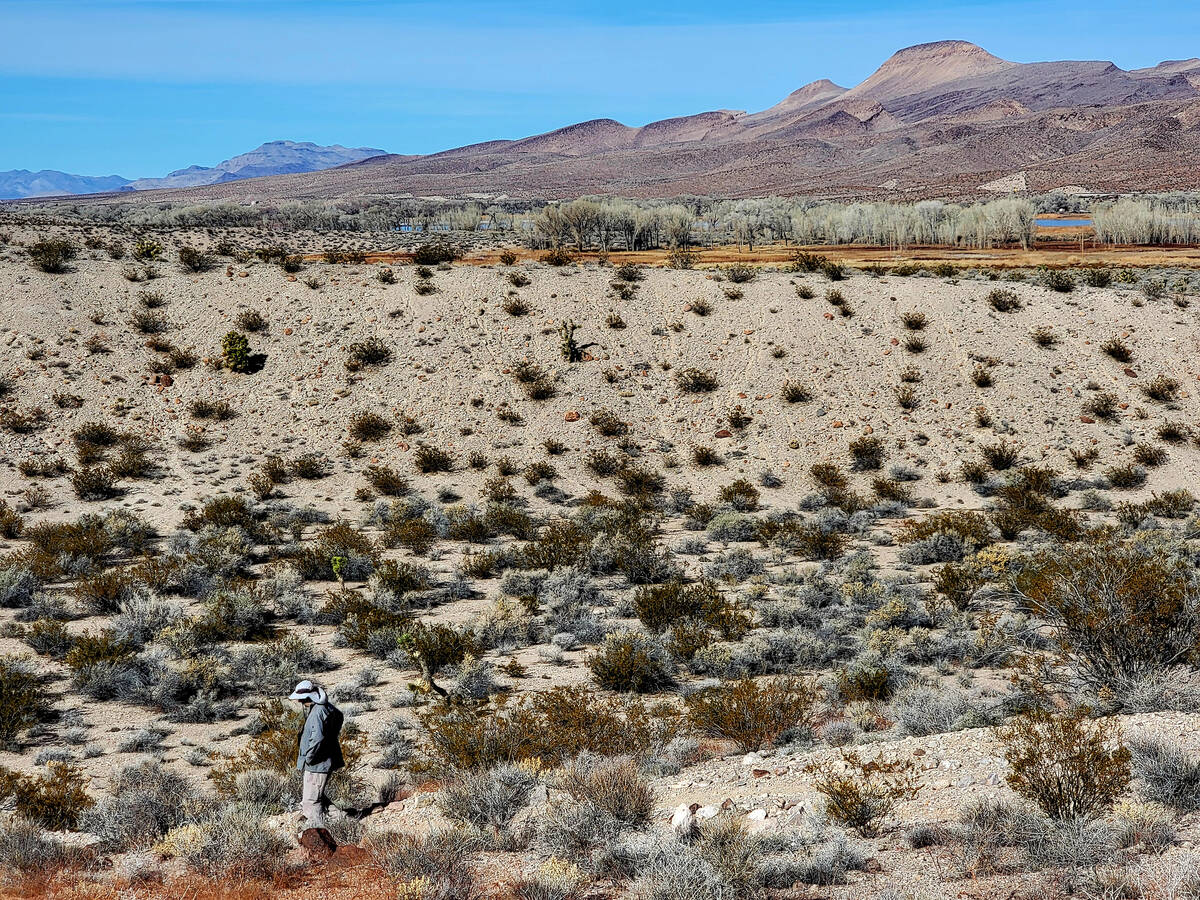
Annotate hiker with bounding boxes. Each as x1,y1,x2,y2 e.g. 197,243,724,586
289,679,344,828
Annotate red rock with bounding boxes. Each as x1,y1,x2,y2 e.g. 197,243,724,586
284,327,293,336
160,374,172,388
737,392,748,399
564,411,580,422
1124,368,1137,377
890,337,899,345
714,429,732,438
752,769,770,778
832,421,843,428
1080,416,1096,424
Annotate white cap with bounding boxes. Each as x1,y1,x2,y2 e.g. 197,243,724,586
288,679,319,701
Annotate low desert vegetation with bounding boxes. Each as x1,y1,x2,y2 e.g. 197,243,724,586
3,210,1200,899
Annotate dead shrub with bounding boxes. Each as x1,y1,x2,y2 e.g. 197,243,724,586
805,750,920,836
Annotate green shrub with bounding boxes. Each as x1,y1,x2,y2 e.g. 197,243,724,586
220,331,252,373
419,686,664,769
0,763,93,830
634,579,751,643
1013,534,1200,691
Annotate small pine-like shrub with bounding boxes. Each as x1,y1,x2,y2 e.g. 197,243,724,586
220,331,252,373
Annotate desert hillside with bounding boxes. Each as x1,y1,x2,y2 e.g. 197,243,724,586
1,227,1200,898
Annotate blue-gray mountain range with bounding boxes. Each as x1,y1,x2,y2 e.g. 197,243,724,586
0,140,387,200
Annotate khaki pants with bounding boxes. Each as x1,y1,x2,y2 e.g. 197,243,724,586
300,770,330,827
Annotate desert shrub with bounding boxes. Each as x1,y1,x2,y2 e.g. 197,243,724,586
0,818,83,872
666,247,698,269
345,336,392,370
896,510,992,552
1041,270,1074,293
891,685,975,736
349,410,392,442
71,465,120,501
27,238,76,273
848,436,885,471
987,287,1023,311
1101,336,1133,362
438,763,535,831
724,264,755,283
634,579,751,644
557,754,654,827
1105,463,1147,489
717,479,759,511
181,804,290,880
366,830,478,900
542,247,574,266
220,331,252,373
419,686,665,769
0,763,93,830
365,464,408,497
0,656,52,741
781,381,811,403
1084,268,1113,288
1128,735,1200,812
412,242,461,265
676,368,718,393
902,335,927,353
687,678,817,751
900,311,927,330
981,439,1021,471
188,398,236,421
1030,326,1058,347
1013,534,1200,690
178,246,212,272
806,751,920,836
998,706,1130,820
234,309,267,333
589,631,673,693
1142,375,1180,403
589,409,628,437
415,444,455,474
296,521,378,580
81,760,199,851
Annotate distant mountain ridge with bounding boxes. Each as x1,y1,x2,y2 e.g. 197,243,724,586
0,170,132,200
117,40,1200,202
124,141,387,191
0,141,388,199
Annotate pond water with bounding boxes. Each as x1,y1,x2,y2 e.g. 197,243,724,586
1035,218,1093,227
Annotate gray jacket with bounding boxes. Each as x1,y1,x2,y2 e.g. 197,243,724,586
296,700,345,774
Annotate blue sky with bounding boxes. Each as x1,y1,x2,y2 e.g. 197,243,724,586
2,0,1199,176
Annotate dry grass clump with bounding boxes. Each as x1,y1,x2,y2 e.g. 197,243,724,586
345,336,392,370
1101,336,1132,362
349,410,392,442
987,287,1023,311
781,380,811,403
1141,375,1180,403
414,444,455,474
675,368,719,393
848,435,886,471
